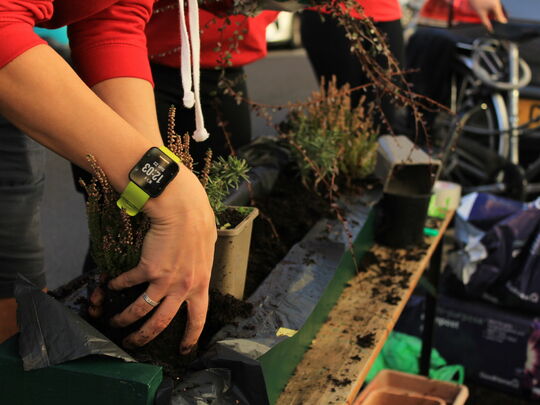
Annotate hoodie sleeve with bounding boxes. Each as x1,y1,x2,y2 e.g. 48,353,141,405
67,0,154,87
0,1,52,69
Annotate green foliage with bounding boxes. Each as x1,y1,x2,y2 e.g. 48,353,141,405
282,77,378,190
204,155,250,221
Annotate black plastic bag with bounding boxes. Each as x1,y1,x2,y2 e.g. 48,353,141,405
15,277,133,371
181,344,270,405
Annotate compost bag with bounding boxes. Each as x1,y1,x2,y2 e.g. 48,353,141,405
446,193,540,313
14,277,134,371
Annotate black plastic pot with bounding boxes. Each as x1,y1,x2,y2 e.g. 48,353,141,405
375,192,431,248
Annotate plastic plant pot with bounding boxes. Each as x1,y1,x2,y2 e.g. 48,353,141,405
355,370,469,405
374,192,431,248
211,207,259,299
358,390,445,405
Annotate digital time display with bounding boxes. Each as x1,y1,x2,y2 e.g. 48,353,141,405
129,147,180,197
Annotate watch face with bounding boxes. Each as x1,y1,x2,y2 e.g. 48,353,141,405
129,147,179,197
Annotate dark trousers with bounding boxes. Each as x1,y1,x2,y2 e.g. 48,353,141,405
152,63,252,167
0,116,46,297
300,12,405,131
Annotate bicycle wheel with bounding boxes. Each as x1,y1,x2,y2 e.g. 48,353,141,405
439,71,510,191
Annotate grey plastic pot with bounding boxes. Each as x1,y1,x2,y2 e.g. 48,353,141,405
211,207,259,299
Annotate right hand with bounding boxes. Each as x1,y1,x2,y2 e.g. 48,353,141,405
91,167,216,354
468,0,507,31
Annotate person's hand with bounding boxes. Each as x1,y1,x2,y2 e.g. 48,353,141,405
468,0,508,31
90,168,216,354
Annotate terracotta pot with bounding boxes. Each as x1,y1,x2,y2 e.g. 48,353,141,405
359,390,445,405
211,207,259,299
355,370,469,405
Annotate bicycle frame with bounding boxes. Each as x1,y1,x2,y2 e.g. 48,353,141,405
444,35,540,199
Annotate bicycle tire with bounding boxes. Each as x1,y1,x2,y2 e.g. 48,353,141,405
439,71,510,190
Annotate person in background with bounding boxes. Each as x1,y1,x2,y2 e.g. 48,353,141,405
419,0,507,31
300,0,405,132
0,0,216,355
146,1,279,165
405,0,507,141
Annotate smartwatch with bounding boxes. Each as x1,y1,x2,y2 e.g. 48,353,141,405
117,146,180,216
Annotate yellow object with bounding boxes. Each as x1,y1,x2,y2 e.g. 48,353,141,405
276,327,297,337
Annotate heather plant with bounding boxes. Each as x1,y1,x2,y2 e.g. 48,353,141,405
166,106,249,222
80,155,149,278
283,77,378,191
80,106,250,277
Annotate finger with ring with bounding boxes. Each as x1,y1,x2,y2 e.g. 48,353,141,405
142,292,160,308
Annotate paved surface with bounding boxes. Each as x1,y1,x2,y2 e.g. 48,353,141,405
44,47,318,289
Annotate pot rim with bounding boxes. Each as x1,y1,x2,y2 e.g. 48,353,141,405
217,206,259,236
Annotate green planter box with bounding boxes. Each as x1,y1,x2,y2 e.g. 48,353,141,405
0,337,163,405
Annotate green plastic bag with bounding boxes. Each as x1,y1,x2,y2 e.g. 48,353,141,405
366,332,465,384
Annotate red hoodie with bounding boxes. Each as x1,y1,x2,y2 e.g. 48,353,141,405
419,0,482,25
360,0,401,22
0,0,154,86
146,1,278,69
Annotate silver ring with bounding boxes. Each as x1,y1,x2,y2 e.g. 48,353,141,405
142,292,160,307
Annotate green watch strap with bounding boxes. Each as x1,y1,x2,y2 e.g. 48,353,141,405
158,145,180,163
117,146,180,216
117,181,150,216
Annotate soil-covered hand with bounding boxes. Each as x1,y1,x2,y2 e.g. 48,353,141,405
468,0,507,31
93,168,216,354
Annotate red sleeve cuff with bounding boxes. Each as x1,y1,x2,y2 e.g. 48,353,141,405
0,23,47,69
70,42,153,87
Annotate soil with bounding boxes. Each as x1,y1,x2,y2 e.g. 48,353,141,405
86,282,253,381
355,332,376,349
358,247,421,308
244,165,332,297
216,206,248,230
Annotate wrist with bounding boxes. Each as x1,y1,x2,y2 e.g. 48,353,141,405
143,167,210,219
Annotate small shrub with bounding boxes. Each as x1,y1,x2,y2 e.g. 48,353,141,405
282,76,378,191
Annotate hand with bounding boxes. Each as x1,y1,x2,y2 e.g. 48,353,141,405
91,168,216,354
468,0,508,31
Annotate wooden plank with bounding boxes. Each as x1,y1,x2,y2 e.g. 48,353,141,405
277,211,454,405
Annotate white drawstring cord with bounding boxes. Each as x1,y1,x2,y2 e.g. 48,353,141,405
178,0,194,108
178,0,210,142
187,0,209,142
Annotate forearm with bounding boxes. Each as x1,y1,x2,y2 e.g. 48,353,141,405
0,44,153,192
92,78,162,144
